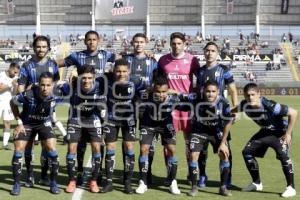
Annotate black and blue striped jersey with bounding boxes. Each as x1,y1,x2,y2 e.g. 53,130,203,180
239,97,288,131
193,96,233,137
12,87,57,125
196,64,234,98
64,50,115,75
18,58,60,87
123,54,157,88
105,72,143,126
59,78,106,123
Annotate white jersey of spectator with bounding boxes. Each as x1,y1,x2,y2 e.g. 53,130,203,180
0,71,16,120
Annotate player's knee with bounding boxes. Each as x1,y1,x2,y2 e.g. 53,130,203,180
140,145,150,155
242,147,252,157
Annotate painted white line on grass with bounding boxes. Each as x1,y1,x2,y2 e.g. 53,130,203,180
72,156,92,200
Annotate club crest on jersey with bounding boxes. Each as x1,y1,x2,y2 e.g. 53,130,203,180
215,71,220,77
48,67,53,73
98,54,103,59
175,65,179,71
51,101,55,107
146,60,150,66
183,59,189,64
128,86,133,94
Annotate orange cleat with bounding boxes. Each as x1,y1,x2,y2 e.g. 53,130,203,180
89,180,100,193
65,180,76,193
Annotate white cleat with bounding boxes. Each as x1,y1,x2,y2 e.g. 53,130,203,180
242,182,263,192
135,180,148,194
281,186,296,198
169,180,181,195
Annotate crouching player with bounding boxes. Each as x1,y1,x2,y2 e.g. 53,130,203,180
10,72,60,195
188,80,234,197
233,83,297,198
64,65,106,193
135,74,190,195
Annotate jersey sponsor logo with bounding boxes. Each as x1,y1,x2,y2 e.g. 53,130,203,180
49,67,53,73
167,72,189,80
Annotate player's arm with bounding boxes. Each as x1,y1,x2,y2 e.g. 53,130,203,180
282,107,297,146
218,121,232,158
228,82,238,107
10,95,26,138
0,82,11,92
56,58,66,68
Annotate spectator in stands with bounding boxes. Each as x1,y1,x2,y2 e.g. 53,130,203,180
288,32,293,43
282,33,287,43
261,41,269,48
224,37,230,50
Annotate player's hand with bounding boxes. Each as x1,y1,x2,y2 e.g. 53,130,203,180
26,84,33,90
231,113,240,124
145,51,155,59
218,142,229,158
281,133,292,146
13,125,26,139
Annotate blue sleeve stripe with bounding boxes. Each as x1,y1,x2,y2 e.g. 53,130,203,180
273,103,281,115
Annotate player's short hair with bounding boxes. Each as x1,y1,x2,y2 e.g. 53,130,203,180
33,35,51,51
85,30,100,40
204,80,219,90
243,83,259,94
114,59,129,70
39,72,54,82
203,41,219,51
170,32,186,42
132,33,147,41
77,65,96,75
153,73,168,87
9,62,20,69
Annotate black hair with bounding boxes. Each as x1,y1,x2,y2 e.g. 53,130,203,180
170,32,185,42
85,30,100,40
39,72,54,82
132,33,147,41
203,41,219,51
114,59,129,70
243,83,259,94
77,65,96,75
204,80,219,90
33,35,51,51
9,62,20,69
153,73,169,87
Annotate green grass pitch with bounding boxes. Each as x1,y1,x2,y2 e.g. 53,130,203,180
0,96,299,200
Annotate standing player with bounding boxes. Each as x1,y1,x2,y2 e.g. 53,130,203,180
195,41,238,187
158,32,200,182
101,59,140,194
10,72,60,195
17,35,65,187
135,74,188,195
64,65,106,193
0,63,20,150
123,33,157,184
57,30,115,185
233,83,297,198
188,81,233,197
